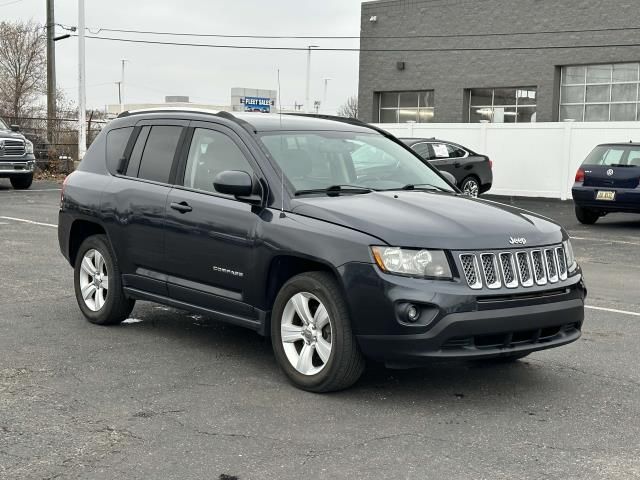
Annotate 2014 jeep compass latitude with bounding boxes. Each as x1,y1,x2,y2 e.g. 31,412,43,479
58,110,586,392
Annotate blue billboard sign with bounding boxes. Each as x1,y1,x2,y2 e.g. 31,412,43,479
242,96,273,113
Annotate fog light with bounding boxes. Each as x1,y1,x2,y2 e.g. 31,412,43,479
407,305,420,322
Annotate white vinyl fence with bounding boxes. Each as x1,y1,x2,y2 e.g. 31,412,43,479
373,122,640,200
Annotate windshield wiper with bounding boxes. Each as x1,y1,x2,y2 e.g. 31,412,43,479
609,164,636,168
295,184,374,197
388,183,452,193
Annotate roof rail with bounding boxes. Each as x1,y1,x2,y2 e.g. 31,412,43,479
117,106,224,119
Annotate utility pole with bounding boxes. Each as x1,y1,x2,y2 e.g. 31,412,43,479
46,0,56,145
305,45,318,113
77,0,87,164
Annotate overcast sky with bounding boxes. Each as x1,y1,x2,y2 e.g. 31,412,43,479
2,0,366,113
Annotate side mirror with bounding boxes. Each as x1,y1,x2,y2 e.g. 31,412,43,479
214,170,254,198
440,171,457,186
10,124,20,132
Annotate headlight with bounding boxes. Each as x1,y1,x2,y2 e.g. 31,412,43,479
563,239,577,272
371,246,452,279
25,140,34,154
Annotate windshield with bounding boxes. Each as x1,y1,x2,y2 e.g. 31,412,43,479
259,131,454,194
584,145,640,167
0,118,8,130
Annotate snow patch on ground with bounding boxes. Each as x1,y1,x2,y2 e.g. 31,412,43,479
122,318,143,325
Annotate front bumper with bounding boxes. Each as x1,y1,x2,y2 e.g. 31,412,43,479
340,263,585,365
0,158,35,176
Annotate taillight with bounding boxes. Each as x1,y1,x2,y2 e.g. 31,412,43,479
60,174,70,207
488,158,493,169
575,168,585,183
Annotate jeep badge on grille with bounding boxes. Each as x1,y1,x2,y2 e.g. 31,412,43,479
509,237,527,246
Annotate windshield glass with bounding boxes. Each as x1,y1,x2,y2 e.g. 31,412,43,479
0,118,8,130
584,145,640,167
259,131,454,194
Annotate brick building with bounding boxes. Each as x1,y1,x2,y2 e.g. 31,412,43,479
358,0,640,124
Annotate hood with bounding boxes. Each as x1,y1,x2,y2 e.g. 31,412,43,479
0,130,26,140
291,191,563,250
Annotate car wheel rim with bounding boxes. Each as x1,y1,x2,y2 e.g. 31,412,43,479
280,292,333,376
79,249,108,312
464,180,479,197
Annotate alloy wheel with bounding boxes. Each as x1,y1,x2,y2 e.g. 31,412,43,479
280,292,333,376
78,249,109,312
463,179,479,197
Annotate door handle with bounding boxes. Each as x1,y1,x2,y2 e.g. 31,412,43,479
170,201,193,213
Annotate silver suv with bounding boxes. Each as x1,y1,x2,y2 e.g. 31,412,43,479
0,118,36,189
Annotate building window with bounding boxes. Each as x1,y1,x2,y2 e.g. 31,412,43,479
468,87,537,123
378,91,434,123
560,64,640,122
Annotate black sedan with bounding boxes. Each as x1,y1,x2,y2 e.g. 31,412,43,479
572,142,640,224
401,138,493,197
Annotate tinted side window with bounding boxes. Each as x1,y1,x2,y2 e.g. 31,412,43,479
137,126,183,183
183,128,253,194
412,143,432,160
125,126,150,177
446,144,467,158
106,127,134,174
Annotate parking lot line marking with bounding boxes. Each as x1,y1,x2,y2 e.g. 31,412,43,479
0,188,61,193
586,305,640,317
571,236,640,247
0,216,57,228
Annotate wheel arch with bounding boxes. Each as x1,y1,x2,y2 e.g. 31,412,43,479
261,254,347,336
68,219,108,267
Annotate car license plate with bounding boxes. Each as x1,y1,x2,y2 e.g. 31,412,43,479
596,190,616,201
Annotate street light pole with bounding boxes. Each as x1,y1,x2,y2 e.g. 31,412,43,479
322,78,332,114
305,45,318,113
120,59,128,113
77,0,86,163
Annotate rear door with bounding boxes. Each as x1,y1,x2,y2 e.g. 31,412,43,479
582,145,640,189
104,121,187,296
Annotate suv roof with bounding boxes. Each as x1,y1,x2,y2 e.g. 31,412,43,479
118,108,375,134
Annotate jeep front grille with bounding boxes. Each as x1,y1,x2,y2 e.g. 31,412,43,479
0,139,26,157
458,244,569,290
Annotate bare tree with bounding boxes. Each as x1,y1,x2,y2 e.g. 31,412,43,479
0,20,46,121
337,95,358,119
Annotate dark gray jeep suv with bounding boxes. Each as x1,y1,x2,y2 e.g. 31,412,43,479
58,109,586,392
0,118,36,189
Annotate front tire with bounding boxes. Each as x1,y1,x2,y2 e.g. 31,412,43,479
271,272,365,392
575,205,600,225
74,234,134,325
10,173,33,190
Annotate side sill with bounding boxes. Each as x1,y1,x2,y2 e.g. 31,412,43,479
123,287,265,332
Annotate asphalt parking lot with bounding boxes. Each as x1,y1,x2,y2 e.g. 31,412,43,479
1,180,639,480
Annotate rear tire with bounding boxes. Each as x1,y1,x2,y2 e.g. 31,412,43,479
74,234,135,325
271,272,365,392
461,176,480,197
10,173,33,190
575,205,600,225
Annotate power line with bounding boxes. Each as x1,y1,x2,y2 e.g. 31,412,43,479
75,34,640,53
78,25,640,40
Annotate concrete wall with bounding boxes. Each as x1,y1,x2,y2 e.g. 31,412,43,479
359,0,640,123
375,121,640,199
